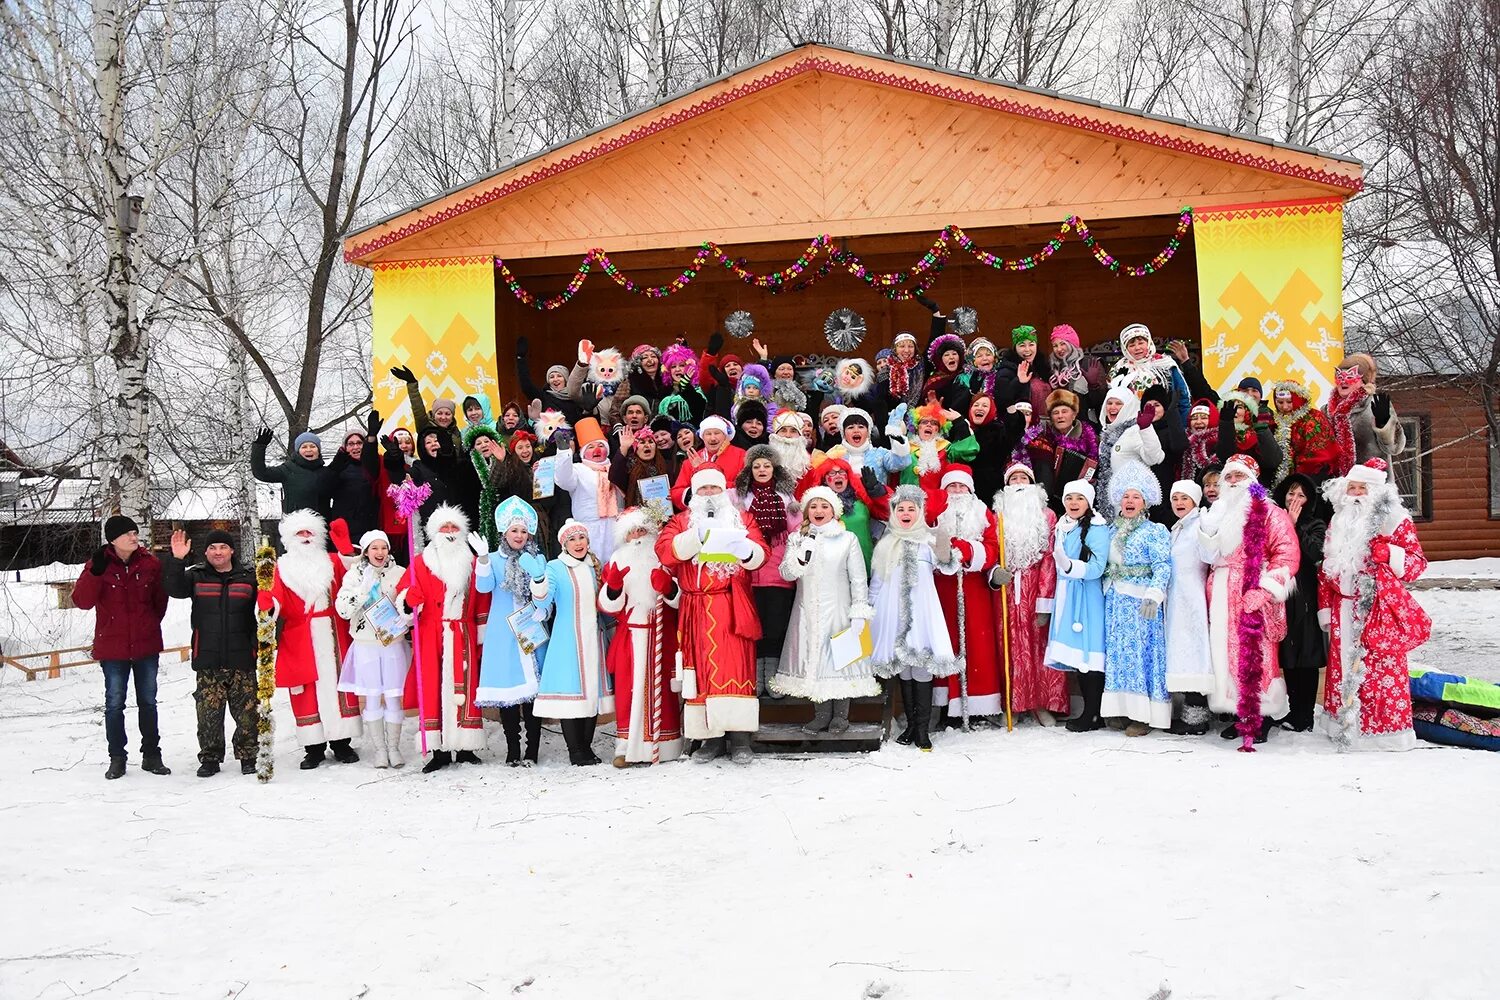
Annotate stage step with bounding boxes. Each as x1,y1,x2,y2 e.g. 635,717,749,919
751,721,885,752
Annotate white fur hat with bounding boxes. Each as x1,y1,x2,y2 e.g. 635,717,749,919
358,529,390,551
612,506,661,545
1062,480,1096,508
278,509,327,548
424,503,469,540
1170,480,1203,506
698,415,732,438
690,466,727,492
940,466,975,491
801,485,845,518
1346,458,1390,486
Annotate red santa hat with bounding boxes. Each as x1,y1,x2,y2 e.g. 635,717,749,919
1223,454,1261,481
1190,399,1214,418
1346,457,1390,486
939,465,975,492
690,466,727,493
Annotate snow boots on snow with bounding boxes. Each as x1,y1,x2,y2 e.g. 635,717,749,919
105,756,126,780
141,752,171,775
728,731,754,764
422,750,452,773
329,738,359,764
385,722,405,768
1066,673,1106,733
500,702,542,767
692,737,726,763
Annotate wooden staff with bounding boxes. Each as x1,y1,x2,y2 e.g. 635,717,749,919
995,509,1014,732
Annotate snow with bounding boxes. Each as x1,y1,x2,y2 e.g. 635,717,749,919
2,592,1496,999
0,568,190,657
1423,557,1500,581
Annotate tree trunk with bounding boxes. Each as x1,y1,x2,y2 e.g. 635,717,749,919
1235,0,1263,133
94,0,152,533
933,0,955,66
499,0,519,162
1284,0,1310,144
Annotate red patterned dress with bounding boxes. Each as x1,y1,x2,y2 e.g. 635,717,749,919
995,507,1070,715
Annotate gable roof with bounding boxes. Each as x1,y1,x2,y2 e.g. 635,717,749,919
345,43,1363,266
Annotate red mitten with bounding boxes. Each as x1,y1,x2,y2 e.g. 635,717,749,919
600,561,629,593
650,567,675,595
328,518,354,556
952,538,974,564
1370,539,1391,565
256,591,274,614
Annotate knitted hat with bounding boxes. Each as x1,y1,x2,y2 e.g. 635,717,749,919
1061,480,1095,508
546,364,569,381
1003,461,1036,484
1237,377,1263,396
103,514,138,543
432,398,456,416
293,431,322,451
1170,480,1203,506
698,415,733,438
359,529,390,551
1011,324,1038,346
557,519,590,546
649,415,675,434
619,395,651,417
1049,324,1081,351
969,337,997,360
1118,322,1153,353
893,332,917,348
1190,399,1213,418
204,528,237,550
720,353,743,368
841,408,871,429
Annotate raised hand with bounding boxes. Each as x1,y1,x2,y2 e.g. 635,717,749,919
650,566,675,595
467,531,489,558
751,336,767,360
516,336,530,358
328,518,354,556
578,338,594,364
707,332,724,356
518,551,547,581
1166,340,1190,364
254,426,273,449
600,561,629,593
528,399,542,420
1017,360,1032,383
170,529,191,560
390,365,417,384
366,409,382,435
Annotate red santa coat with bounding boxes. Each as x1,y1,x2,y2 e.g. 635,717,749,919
1318,513,1429,750
930,501,1003,716
669,445,747,509
1199,489,1301,719
655,508,769,739
271,554,362,744
599,545,683,764
400,556,491,752
997,507,1070,715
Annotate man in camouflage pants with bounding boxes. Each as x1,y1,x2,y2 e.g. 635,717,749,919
164,528,261,777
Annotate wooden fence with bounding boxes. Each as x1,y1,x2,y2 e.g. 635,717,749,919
2,645,191,681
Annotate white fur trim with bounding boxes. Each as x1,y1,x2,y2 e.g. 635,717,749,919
672,530,701,560
690,466,727,492
1314,710,1416,751
1062,480,1095,508
1317,607,1331,628
940,467,974,491
424,503,469,540
1100,689,1173,730
1258,570,1295,603
698,415,732,437
1387,544,1406,578
768,672,881,700
278,509,327,548
1035,597,1055,614
1347,462,1388,486
1045,643,1104,673
684,693,759,739
1170,480,1203,506
802,486,844,518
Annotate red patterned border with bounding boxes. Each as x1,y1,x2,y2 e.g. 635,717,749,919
370,254,494,271
1196,197,1345,223
345,54,1362,263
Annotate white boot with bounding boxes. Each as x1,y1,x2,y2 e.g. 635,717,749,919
368,719,390,768
385,721,405,768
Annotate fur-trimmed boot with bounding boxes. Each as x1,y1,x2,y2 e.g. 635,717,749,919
385,721,405,767
367,720,390,768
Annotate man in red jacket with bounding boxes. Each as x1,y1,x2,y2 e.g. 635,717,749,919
72,515,171,780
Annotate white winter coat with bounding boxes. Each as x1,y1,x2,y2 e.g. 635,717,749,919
772,521,880,701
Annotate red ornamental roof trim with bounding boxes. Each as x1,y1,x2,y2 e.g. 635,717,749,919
370,254,495,271
345,55,1363,263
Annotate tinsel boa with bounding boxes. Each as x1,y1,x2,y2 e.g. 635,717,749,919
1234,485,1271,751
254,541,278,783
1331,489,1395,751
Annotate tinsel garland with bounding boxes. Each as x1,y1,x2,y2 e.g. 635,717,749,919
1330,490,1395,751
494,209,1193,310
1234,486,1271,752
254,541,278,783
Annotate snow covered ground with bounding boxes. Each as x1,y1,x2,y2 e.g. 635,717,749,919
3,650,1497,999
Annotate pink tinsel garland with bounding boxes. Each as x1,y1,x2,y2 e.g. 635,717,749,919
1235,485,1271,752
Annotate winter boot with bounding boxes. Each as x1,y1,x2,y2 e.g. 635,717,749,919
802,700,834,734
1065,674,1105,733
764,658,784,699
728,731,755,764
368,721,390,769
299,743,327,770
196,760,220,778
1124,721,1152,737
523,705,542,767
911,680,934,751
1171,695,1211,736
455,750,482,764
500,705,523,766
1034,709,1057,727
827,699,851,735
141,752,171,776
582,717,602,764
894,678,916,745
385,722,405,768
330,738,360,764
105,756,126,780
692,737,726,763
240,759,257,775
422,750,452,773
561,719,588,766
756,657,769,697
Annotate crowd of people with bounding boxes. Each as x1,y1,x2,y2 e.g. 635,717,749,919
76,300,1433,780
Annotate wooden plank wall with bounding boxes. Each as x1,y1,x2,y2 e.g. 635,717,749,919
1387,379,1500,560
493,219,1200,402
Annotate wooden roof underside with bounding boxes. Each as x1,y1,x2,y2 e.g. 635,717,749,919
346,46,1362,266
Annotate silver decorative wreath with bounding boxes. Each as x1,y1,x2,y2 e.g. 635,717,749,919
724,309,754,339
824,307,867,352
951,305,979,337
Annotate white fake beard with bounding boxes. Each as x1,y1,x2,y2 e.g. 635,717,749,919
688,493,741,530
914,438,941,475
937,493,988,542
768,434,810,479
423,532,474,592
1323,488,1395,585
1202,479,1252,550
277,538,333,603
997,485,1049,569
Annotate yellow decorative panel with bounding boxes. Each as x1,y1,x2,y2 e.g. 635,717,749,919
371,257,497,433
1194,199,1345,401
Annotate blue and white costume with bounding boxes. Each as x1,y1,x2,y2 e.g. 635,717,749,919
531,524,613,720
1100,465,1173,728
1044,496,1112,675
474,497,546,708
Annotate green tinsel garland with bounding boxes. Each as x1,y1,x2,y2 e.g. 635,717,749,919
254,541,277,783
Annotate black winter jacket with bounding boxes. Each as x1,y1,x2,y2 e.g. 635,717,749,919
327,446,381,540
252,439,333,519
163,558,259,671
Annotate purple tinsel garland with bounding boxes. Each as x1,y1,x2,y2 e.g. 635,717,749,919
1235,484,1271,751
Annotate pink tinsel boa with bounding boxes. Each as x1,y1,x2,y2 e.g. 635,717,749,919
1235,484,1271,752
